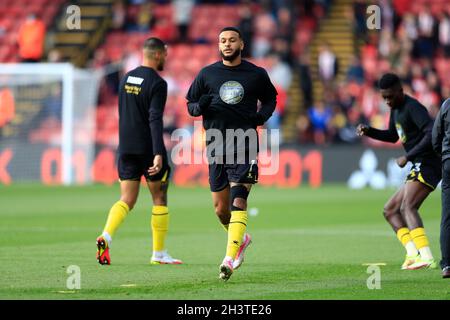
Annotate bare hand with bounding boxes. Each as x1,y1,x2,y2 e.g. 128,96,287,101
356,124,369,136
396,156,408,168
148,155,163,176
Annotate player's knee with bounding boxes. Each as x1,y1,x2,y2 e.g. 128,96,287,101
232,198,247,211
120,197,137,210
152,196,166,206
151,191,167,206
214,203,230,225
214,202,229,216
150,188,167,206
383,205,395,219
400,199,415,215
230,185,249,211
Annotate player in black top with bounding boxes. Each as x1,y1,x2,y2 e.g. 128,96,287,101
432,98,450,278
96,37,182,266
357,73,441,270
186,27,277,281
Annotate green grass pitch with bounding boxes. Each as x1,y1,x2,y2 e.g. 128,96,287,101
1,184,449,300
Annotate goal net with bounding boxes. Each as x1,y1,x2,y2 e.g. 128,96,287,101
0,63,100,185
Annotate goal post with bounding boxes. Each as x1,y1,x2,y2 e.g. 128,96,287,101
0,63,101,185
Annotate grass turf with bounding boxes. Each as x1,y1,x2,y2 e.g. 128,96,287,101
1,184,449,300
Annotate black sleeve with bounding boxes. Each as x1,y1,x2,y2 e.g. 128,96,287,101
366,112,399,143
149,80,167,155
256,69,278,123
186,71,206,117
406,122,432,161
405,103,433,161
187,102,203,117
432,107,443,155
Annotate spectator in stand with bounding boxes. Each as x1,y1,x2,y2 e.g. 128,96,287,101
379,0,395,33
173,0,194,43
416,6,435,59
336,83,355,114
410,63,427,93
318,42,338,90
122,49,141,74
272,36,293,66
237,1,254,58
296,112,312,144
136,1,153,32
17,13,46,62
112,0,126,30
252,5,277,58
295,53,313,111
152,16,178,42
47,49,63,62
336,106,368,144
276,6,295,51
402,13,418,50
267,52,292,92
352,0,368,42
308,100,332,145
439,12,450,57
346,55,364,84
427,71,442,101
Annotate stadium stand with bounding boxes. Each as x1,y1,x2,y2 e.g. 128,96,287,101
1,0,449,149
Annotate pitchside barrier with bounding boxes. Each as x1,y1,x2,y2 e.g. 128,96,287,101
0,141,411,189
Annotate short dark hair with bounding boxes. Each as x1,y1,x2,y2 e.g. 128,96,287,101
379,73,401,89
143,37,166,51
219,27,242,38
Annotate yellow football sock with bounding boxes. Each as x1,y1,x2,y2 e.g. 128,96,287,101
103,200,129,238
410,227,429,250
152,205,169,252
396,227,412,246
225,211,247,259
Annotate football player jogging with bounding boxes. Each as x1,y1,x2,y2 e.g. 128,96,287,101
96,38,182,266
186,27,277,281
357,73,441,270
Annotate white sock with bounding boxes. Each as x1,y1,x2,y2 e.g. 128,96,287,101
405,241,418,257
153,250,165,257
102,231,112,246
418,246,433,260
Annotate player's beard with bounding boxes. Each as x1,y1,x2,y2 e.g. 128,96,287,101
220,48,241,62
157,61,164,71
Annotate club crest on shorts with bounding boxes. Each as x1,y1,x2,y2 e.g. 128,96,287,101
219,81,244,105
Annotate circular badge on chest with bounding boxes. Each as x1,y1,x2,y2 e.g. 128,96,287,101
219,81,244,105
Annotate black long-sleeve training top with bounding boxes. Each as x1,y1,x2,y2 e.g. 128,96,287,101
366,94,437,162
117,66,167,155
186,60,277,155
432,98,450,162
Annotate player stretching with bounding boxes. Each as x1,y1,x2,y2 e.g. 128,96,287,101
96,38,182,266
357,73,441,270
186,27,277,281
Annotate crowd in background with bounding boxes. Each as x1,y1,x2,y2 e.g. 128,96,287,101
88,0,450,147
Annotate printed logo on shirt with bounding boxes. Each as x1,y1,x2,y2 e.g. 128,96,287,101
219,81,244,105
126,76,144,85
124,85,141,95
395,123,406,143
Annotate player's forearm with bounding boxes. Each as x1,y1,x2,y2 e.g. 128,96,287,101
366,127,399,143
257,98,277,123
432,114,443,155
187,102,203,117
150,121,165,155
406,124,432,161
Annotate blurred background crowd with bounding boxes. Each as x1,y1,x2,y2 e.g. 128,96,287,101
1,0,449,148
